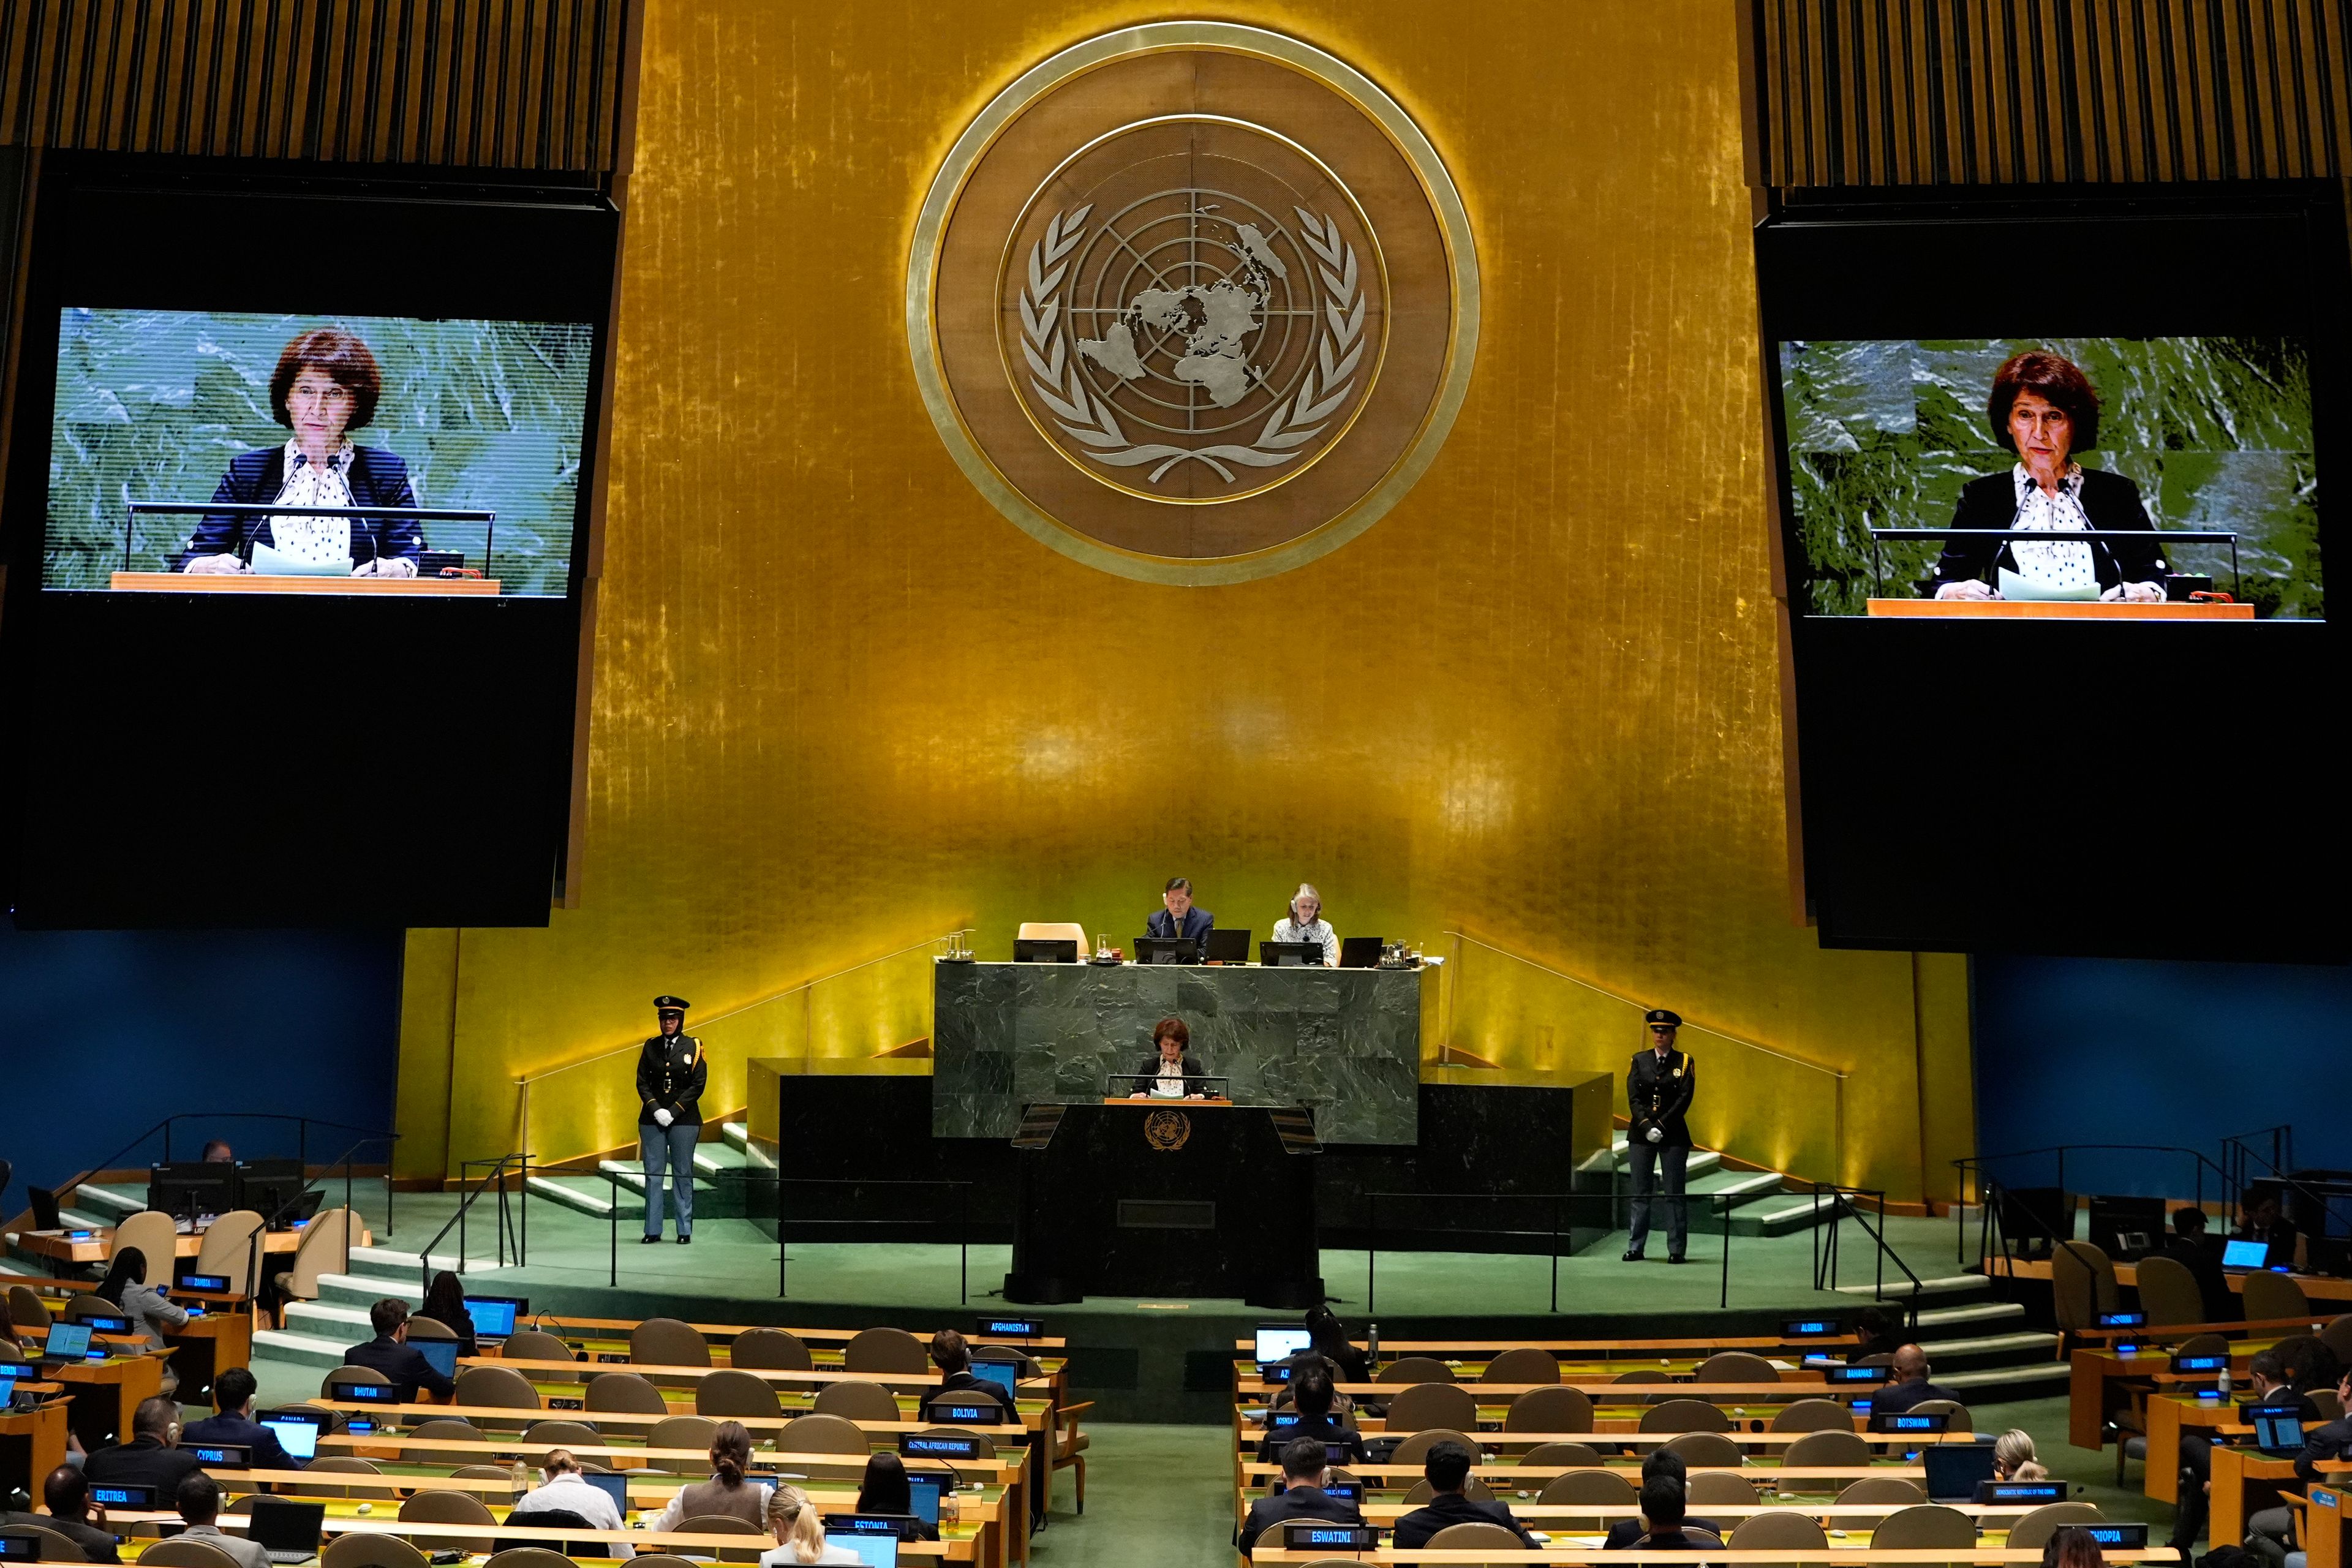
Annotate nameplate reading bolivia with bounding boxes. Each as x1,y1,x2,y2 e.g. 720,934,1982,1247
908,23,1479,583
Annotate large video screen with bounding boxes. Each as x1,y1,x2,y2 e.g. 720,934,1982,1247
47,309,593,597
1779,336,2320,619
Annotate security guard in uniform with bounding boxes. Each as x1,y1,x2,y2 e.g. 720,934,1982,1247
637,995,707,1245
1623,1008,1696,1264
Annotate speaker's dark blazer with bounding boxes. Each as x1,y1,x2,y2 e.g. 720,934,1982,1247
180,445,422,568
1134,1053,1209,1096
1928,466,2168,594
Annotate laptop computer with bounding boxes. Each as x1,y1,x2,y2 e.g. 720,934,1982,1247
260,1413,326,1461
2247,1404,2307,1458
413,1339,460,1381
247,1497,326,1564
903,1473,948,1527
1133,936,1197,965
1923,1441,2000,1502
826,1534,899,1568
1255,1324,1313,1363
39,1322,94,1363
1202,928,1250,963
969,1360,1019,1402
582,1470,632,1519
2222,1237,2272,1270
462,1296,527,1338
1260,941,1322,967
1338,936,1383,968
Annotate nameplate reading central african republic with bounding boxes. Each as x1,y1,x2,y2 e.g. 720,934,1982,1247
908,24,1478,585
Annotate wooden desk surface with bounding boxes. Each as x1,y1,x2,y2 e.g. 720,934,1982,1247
1866,598,2252,620
315,1431,1025,1483
109,572,502,595
12,1224,371,1265
472,1354,1046,1390
1992,1257,2352,1302
1246,1551,2182,1564
311,1395,1042,1436
527,1314,1066,1350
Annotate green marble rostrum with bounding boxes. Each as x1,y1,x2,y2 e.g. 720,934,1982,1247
1779,337,2320,619
932,960,1426,1146
45,309,595,596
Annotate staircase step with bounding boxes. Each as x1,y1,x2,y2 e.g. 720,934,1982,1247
1608,1140,1724,1183
252,1329,355,1371
60,1210,115,1232
315,1272,428,1309
598,1161,716,1194
527,1175,619,1219
1914,1300,2026,1330
722,1123,751,1153
1690,1170,1785,1199
347,1244,507,1276
285,1302,373,1336
78,1186,145,1217
1918,1330,2057,1359
1833,1274,1989,1299
1941,1360,2071,1398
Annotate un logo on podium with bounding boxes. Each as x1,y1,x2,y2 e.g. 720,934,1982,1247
910,23,1478,584
1144,1110,1193,1153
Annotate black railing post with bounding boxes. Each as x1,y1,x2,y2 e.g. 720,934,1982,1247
778,1180,790,1299
1549,1197,1559,1314
608,1168,619,1288
960,1182,970,1306
1366,1194,1378,1317
1719,1196,1730,1310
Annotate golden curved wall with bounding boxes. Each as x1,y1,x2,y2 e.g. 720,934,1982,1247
397,0,1973,1204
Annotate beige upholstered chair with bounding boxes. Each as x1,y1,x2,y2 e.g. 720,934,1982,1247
137,1541,241,1568
1836,1475,1926,1506
1518,1441,1605,1468
2051,1240,2120,1333
694,1368,783,1419
775,1412,873,1479
321,1533,432,1568
2134,1254,2208,1326
1404,1475,1496,1503
1639,1397,1732,1433
1660,1430,1744,1468
2244,1269,2312,1324
6,1284,50,1330
0,1524,91,1562
673,1515,764,1564
452,1363,542,1432
1480,1347,1559,1384
1692,1351,1779,1383
842,1326,927,1373
273,1207,355,1304
1505,1385,1593,1432
2006,1504,2105,1550
1390,1428,1479,1468
1689,1469,1758,1507
398,1490,498,1553
647,1414,720,1475
1016,922,1090,957
586,1370,671,1414
812,1380,901,1422
522,1419,604,1449
108,1208,179,1270
1782,1428,1872,1468
302,1455,398,1499
731,1327,813,1370
1385,1381,1479,1433
630,1317,711,1367
1536,1466,1635,1528
192,1209,266,1298
1374,1355,1454,1384
1870,1504,1978,1551
499,1328,573,1362
1769,1396,1855,1431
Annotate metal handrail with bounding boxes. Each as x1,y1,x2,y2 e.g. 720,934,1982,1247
1953,1142,2236,1268
1364,1189,1745,1312
1808,1185,1923,1313
2221,1126,2348,1238
418,1153,529,1291
32,1113,401,1238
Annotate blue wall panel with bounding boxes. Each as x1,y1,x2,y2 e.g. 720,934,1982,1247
0,921,403,1193
1972,954,2352,1199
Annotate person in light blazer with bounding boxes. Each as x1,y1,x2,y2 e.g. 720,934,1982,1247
1929,350,2167,603
181,327,422,576
1270,883,1340,966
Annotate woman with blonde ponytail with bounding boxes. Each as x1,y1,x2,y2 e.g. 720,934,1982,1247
759,1484,859,1565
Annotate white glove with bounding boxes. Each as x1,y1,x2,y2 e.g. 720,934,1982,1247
1646,1126,1663,1144
654,1109,674,1128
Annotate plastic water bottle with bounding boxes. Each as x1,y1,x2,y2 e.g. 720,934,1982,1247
509,1457,529,1501
2218,1362,2233,1400
1367,1321,1380,1366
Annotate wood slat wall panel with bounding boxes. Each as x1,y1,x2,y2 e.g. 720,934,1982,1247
1752,0,2352,184
0,0,629,171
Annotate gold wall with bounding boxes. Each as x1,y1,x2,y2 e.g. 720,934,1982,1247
395,0,1975,1202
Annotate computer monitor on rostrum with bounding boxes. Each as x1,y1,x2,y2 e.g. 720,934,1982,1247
1133,937,1197,965
149,1163,237,1224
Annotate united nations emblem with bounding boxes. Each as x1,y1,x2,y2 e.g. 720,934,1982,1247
1144,1110,1192,1152
910,24,1479,584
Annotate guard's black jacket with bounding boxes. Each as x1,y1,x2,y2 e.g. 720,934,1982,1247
1627,1046,1695,1148
636,1031,707,1127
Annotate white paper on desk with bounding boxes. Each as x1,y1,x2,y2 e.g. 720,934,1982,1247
1997,567,2099,602
250,541,354,577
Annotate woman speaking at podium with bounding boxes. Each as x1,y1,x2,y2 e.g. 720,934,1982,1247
1131,1016,1208,1099
181,327,424,577
1929,350,2166,603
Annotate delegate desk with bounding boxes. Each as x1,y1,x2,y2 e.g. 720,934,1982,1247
12,1222,371,1271
2209,1446,2352,1545
0,1389,70,1496
933,958,1430,1145
1006,1099,1319,1306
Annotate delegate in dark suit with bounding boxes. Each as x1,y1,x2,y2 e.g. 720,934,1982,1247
2157,1233,2238,1322
0,1511,119,1562
1393,1493,1542,1550
180,1411,304,1471
1236,1485,1365,1551
1256,1412,1368,1467
81,1437,206,1491
1928,467,2166,595
343,1333,456,1403
181,446,423,568
1872,1376,1962,1416
1625,1011,1696,1263
1145,905,1215,947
